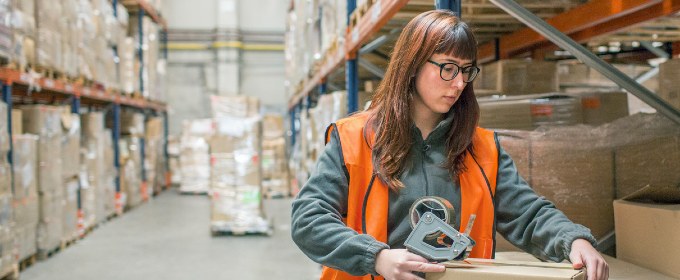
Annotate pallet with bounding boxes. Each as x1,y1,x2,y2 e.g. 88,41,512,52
179,190,208,196
349,0,375,30
37,237,78,260
210,220,273,237
0,264,18,280
19,254,37,272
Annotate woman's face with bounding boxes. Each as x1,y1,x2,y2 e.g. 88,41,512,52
413,53,472,116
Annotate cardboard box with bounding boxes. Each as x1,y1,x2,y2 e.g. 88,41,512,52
658,58,680,110
81,112,105,138
210,95,260,118
428,258,584,280
479,98,533,130
614,185,680,279
20,105,62,136
530,95,583,127
12,109,22,135
479,60,558,95
531,136,614,238
570,91,628,125
145,117,163,139
263,115,284,139
614,135,680,199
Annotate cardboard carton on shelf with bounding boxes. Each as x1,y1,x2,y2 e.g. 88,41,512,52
614,185,680,279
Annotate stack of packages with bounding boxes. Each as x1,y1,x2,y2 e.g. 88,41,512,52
35,0,63,72
91,0,117,88
145,117,166,194
60,108,80,243
307,91,347,170
209,95,270,234
0,102,16,275
495,113,680,251
117,111,145,208
261,115,289,198
179,119,212,194
0,0,11,59
13,134,38,264
20,105,63,254
167,136,181,185
82,113,116,226
658,58,680,111
129,14,164,101
478,92,629,130
11,0,37,68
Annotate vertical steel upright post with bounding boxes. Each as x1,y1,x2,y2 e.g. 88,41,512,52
2,84,13,194
140,111,148,200
319,82,327,95
289,108,296,147
435,0,461,16
163,110,170,188
112,104,122,214
138,10,145,96
346,0,359,114
70,95,84,236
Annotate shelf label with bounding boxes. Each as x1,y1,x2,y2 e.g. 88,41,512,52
352,26,359,43
44,79,54,88
372,0,381,23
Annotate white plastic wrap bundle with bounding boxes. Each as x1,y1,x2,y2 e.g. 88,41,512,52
179,119,213,194
12,135,39,261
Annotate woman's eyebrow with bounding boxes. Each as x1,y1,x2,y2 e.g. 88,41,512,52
441,58,472,66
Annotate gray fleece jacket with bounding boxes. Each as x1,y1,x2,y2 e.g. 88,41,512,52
291,114,597,276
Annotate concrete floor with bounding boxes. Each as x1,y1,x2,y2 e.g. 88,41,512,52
21,189,320,280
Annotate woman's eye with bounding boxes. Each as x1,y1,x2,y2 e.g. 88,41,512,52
442,66,455,72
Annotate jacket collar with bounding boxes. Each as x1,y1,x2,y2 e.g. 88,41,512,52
411,112,454,143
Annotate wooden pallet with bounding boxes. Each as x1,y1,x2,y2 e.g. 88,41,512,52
0,264,18,280
37,238,78,260
19,254,37,272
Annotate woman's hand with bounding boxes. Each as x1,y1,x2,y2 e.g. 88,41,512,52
375,249,445,280
569,239,609,280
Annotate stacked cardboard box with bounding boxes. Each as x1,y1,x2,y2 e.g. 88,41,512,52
496,113,680,240
209,96,269,234
145,117,166,194
0,102,15,275
82,113,116,226
478,60,558,95
113,111,146,201
21,105,64,253
12,135,39,261
0,1,11,59
262,115,289,198
479,94,583,130
658,58,680,111
120,137,142,208
179,119,213,194
60,109,80,242
12,0,37,68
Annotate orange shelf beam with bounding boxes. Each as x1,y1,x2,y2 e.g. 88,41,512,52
0,67,166,111
478,0,664,63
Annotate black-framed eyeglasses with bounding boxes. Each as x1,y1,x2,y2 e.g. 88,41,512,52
426,60,480,83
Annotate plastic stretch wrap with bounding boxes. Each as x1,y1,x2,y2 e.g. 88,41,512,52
0,228,14,275
37,191,63,251
15,225,35,261
497,113,680,240
0,1,11,59
210,187,269,234
262,137,289,197
118,37,136,94
61,112,81,180
62,179,79,241
179,136,210,193
21,106,64,197
210,95,260,118
597,113,680,199
119,111,145,137
101,129,116,219
81,113,115,226
120,137,142,208
12,135,39,232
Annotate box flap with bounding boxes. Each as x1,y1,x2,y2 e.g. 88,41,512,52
622,184,680,204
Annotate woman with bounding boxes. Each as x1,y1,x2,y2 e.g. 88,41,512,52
291,9,608,280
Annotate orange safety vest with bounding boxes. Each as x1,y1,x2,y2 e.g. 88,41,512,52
321,112,498,280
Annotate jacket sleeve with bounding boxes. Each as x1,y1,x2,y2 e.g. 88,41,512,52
494,136,597,262
291,129,389,276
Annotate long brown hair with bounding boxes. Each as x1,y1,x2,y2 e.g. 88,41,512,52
367,10,480,191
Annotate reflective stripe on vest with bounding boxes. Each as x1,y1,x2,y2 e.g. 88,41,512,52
321,112,498,280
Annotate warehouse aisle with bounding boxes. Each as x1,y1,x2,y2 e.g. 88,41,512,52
21,190,320,280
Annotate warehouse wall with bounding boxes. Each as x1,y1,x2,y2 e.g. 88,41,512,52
162,0,286,134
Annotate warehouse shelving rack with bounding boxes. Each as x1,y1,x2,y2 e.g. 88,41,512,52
1,0,170,229
286,0,680,252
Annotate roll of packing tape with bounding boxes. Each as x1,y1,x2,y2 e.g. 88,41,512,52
409,196,456,230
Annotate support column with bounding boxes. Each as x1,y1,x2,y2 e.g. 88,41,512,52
347,0,359,115
112,104,123,215
435,0,461,17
